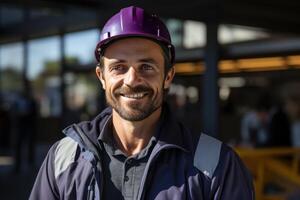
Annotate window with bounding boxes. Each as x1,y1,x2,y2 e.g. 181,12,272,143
166,19,183,48
28,36,61,117
219,24,270,44
183,20,206,48
65,29,99,66
0,42,23,93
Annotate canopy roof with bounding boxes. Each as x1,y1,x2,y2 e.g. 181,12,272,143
1,0,300,44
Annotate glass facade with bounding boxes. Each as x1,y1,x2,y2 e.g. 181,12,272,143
0,42,24,94
65,29,99,66
28,36,61,117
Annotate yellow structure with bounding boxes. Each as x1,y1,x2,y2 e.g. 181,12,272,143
236,147,300,200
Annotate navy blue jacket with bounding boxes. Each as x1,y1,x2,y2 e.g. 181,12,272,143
30,106,254,200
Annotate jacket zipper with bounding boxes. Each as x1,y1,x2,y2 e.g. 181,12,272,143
87,174,96,200
137,144,188,200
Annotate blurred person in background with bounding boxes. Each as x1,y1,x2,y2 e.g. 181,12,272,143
30,6,254,200
241,92,292,147
240,93,271,147
13,91,38,173
0,99,11,153
284,94,300,147
268,99,291,147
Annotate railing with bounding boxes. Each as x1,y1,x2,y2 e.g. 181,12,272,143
236,147,300,200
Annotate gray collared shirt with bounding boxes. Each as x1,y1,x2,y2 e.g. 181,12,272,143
99,116,157,200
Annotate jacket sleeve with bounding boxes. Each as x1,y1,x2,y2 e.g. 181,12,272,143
210,145,255,200
29,143,60,200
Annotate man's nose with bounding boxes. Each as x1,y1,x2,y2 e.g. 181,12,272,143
124,67,141,87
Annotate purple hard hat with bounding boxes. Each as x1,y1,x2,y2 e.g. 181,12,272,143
95,6,175,65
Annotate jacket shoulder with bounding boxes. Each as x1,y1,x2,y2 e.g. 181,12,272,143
193,133,222,178
192,133,254,199
210,143,255,199
54,137,79,178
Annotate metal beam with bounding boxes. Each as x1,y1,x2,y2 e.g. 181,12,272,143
0,11,101,43
223,2,300,35
176,37,300,62
2,0,300,43
224,38,300,59
202,20,220,137
0,0,104,11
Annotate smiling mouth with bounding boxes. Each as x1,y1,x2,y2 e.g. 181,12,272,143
120,92,148,99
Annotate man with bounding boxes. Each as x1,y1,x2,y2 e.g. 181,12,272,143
30,6,254,200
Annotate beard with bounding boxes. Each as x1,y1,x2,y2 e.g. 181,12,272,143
105,84,164,121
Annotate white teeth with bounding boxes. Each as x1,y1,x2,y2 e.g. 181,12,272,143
123,93,146,99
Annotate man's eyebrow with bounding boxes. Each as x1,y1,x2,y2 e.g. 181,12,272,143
107,58,159,65
108,59,126,65
138,58,159,65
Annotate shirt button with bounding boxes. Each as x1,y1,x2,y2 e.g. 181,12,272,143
124,176,129,182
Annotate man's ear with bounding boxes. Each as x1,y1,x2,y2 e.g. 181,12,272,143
164,67,175,89
96,66,106,90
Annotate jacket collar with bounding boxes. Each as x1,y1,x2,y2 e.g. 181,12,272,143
156,104,191,152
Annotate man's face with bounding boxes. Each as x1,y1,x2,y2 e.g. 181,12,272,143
96,38,174,121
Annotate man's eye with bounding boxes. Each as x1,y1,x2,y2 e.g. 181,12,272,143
141,64,154,71
111,65,126,72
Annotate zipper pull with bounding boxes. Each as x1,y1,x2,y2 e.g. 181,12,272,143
87,175,96,200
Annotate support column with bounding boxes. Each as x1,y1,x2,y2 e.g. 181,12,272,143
23,40,30,93
23,6,30,94
202,20,220,137
60,32,66,127
0,8,2,96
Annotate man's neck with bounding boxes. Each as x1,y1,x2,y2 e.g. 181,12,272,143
112,108,162,156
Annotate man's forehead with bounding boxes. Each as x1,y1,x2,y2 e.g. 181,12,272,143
103,37,164,57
